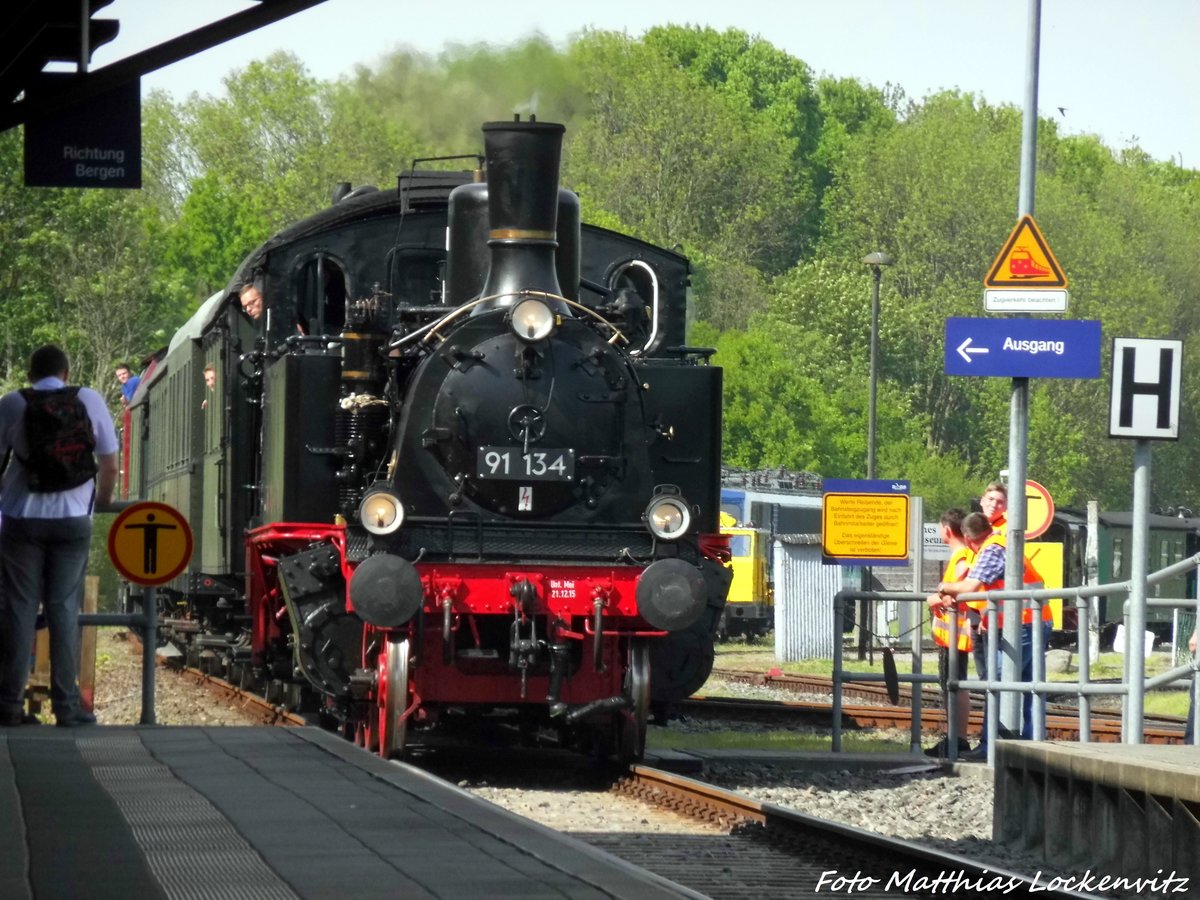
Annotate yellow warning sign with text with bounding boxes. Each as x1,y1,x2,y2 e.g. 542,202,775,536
108,501,194,586
822,493,910,561
984,214,1068,288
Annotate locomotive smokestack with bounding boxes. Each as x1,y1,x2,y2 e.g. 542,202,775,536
474,119,570,314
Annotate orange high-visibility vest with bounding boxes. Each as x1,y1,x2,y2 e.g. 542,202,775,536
932,545,974,651
973,531,1052,626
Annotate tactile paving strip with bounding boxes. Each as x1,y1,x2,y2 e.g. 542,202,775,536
77,733,298,900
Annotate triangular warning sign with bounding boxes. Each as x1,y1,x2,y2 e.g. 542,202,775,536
984,215,1068,288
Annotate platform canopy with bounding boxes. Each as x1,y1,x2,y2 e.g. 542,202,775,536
1,0,328,133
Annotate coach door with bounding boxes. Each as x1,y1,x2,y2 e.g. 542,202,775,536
200,341,226,573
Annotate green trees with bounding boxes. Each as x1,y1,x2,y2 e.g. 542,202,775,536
0,129,173,396
3,28,1196,512
157,52,424,302
563,31,804,329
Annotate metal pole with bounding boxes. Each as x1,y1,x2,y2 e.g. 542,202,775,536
1019,0,1041,215
140,585,157,725
832,594,844,752
1031,591,1046,739
1191,609,1199,746
867,266,881,480
985,598,999,764
79,0,90,73
1000,0,1042,742
1077,593,1091,742
910,496,924,753
1124,440,1151,742
1001,380,1027,738
1080,501,1099,743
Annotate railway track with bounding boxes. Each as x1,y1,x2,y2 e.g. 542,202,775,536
166,660,308,726
128,633,307,726
705,668,1189,744
610,766,1101,899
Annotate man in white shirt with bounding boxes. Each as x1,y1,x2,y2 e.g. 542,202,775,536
0,344,118,727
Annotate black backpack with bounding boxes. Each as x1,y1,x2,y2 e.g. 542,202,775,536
17,387,98,492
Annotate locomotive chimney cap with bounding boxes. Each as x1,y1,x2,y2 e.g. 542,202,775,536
483,119,564,135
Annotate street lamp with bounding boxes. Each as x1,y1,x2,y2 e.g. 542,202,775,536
861,252,894,479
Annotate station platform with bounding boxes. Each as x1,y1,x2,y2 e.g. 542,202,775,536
0,726,700,900
994,741,1200,881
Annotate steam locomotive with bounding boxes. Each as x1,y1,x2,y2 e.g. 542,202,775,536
122,119,730,759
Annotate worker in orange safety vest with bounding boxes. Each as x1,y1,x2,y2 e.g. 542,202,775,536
924,508,974,757
936,512,1051,754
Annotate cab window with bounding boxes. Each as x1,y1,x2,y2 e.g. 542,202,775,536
293,254,347,335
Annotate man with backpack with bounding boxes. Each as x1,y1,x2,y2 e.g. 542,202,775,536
0,344,118,727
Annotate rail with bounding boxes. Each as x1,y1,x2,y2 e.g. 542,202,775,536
833,552,1200,763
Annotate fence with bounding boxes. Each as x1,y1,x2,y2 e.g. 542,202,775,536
833,551,1200,762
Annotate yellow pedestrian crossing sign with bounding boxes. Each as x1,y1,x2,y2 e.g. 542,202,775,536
108,501,193,586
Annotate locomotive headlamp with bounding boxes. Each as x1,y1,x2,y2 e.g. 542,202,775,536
510,297,556,342
644,493,691,540
359,489,404,535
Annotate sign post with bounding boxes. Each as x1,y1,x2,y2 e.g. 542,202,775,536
108,501,194,725
1107,338,1183,743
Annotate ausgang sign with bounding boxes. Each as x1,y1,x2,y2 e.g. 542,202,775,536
822,478,910,566
944,318,1101,379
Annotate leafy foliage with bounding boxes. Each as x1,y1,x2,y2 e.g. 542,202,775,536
3,30,1198,517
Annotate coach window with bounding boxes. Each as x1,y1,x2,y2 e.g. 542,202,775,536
387,246,446,307
294,254,348,335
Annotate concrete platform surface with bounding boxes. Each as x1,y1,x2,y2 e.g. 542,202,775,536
0,726,701,900
997,740,1200,800
994,740,1200,881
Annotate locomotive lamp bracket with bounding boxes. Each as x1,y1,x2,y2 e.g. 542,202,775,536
441,345,485,372
514,344,545,380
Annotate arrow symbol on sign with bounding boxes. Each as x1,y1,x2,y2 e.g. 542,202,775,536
957,337,989,363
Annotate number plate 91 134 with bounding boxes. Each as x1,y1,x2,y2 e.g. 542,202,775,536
477,447,574,481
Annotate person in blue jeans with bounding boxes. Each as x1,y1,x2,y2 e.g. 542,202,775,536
0,344,118,727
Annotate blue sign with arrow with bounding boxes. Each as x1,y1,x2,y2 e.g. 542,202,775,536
944,317,1101,378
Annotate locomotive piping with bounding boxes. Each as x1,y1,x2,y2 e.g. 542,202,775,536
562,695,631,724
388,290,627,352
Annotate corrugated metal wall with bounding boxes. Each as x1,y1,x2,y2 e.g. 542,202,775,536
773,539,850,660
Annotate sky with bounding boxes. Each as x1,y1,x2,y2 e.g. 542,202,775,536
91,0,1198,169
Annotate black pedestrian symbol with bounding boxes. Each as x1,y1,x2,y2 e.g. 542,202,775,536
125,513,178,574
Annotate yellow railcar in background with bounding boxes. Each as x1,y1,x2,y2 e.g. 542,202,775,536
719,513,773,639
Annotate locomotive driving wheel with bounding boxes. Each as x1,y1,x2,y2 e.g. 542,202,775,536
616,639,650,762
378,636,411,759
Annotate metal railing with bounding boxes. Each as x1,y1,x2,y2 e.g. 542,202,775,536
833,552,1200,763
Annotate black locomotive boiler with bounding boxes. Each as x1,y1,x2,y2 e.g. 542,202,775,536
123,118,730,759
